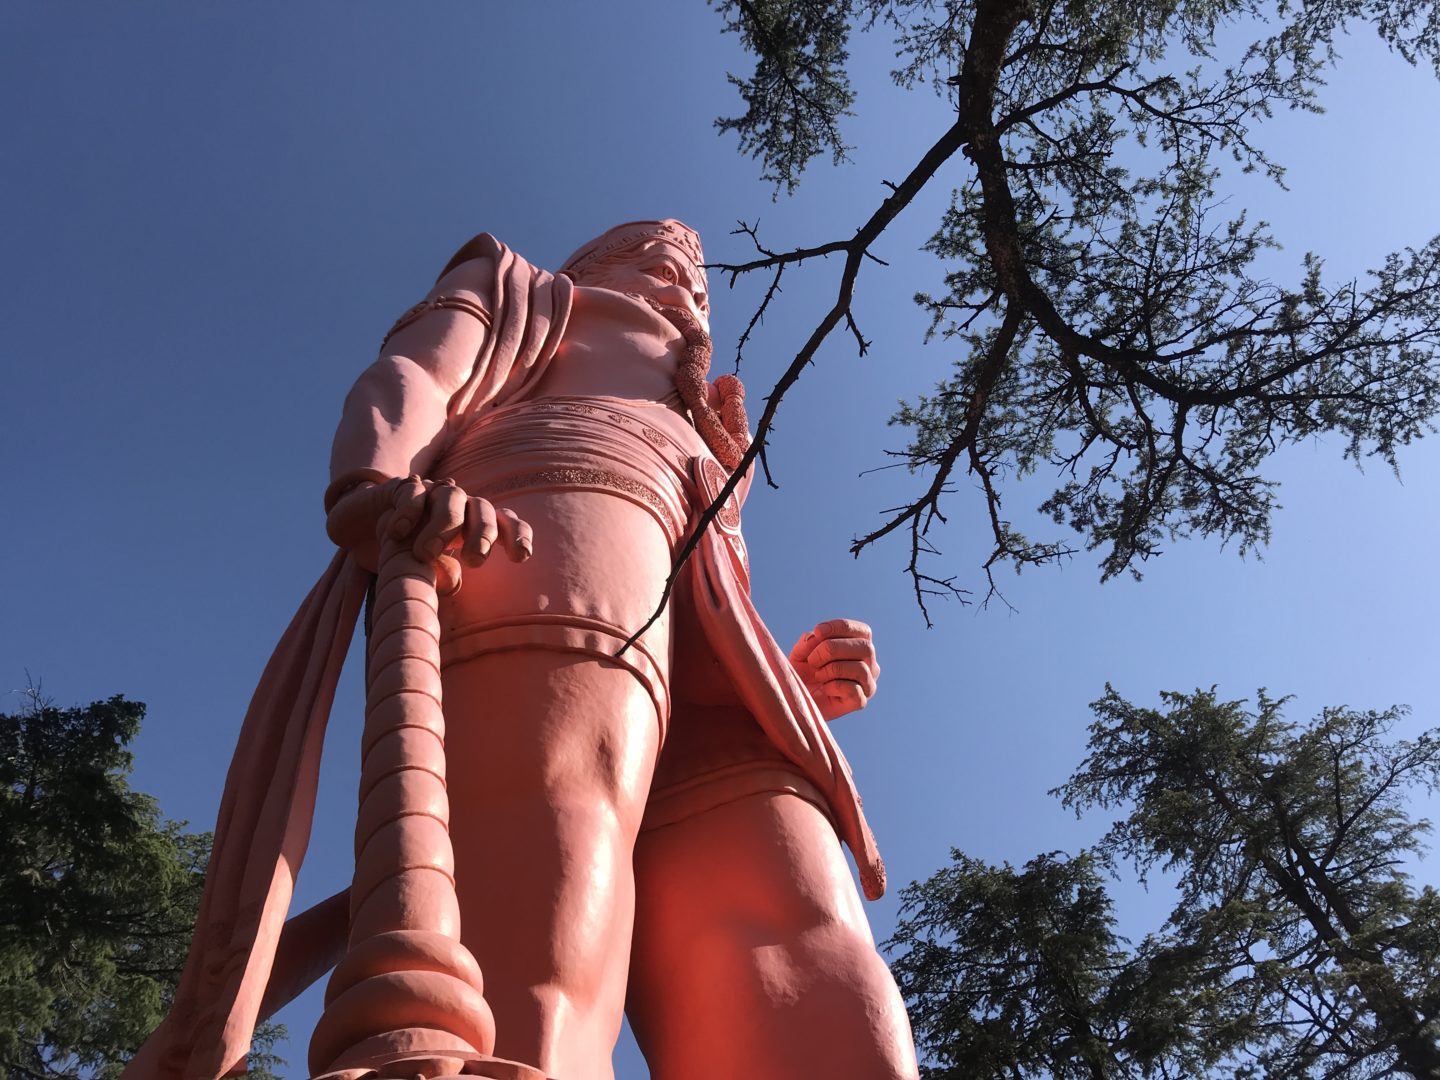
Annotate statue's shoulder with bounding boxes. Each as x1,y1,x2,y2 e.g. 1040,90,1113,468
435,232,546,283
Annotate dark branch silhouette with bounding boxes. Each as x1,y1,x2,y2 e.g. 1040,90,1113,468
695,0,1440,614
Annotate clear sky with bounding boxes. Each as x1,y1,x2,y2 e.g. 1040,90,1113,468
3,4,1438,1077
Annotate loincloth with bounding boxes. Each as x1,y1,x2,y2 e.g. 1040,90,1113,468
642,701,833,834
430,394,829,831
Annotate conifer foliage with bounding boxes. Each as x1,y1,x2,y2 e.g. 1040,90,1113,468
888,689,1440,1077
709,0,1440,617
0,691,283,1079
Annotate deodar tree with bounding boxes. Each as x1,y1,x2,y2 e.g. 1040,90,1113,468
707,0,1440,618
1059,689,1440,1077
887,850,1250,1078
0,691,285,1080
888,689,1440,1077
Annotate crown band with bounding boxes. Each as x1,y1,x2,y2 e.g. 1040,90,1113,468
560,219,705,280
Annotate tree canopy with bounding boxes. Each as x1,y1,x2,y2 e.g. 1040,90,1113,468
888,687,1440,1077
707,0,1440,618
0,691,283,1080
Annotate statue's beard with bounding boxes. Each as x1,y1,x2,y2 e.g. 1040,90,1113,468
628,292,750,474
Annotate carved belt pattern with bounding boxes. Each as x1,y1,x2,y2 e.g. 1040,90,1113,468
439,397,743,552
487,466,682,538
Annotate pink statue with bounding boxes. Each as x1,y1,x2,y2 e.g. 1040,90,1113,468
126,222,919,1080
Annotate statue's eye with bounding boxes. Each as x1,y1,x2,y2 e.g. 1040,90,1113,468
655,265,678,285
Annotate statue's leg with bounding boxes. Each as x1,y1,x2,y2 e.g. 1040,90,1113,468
442,648,661,1080
627,788,920,1080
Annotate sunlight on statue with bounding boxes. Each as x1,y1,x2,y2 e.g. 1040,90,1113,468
125,221,918,1080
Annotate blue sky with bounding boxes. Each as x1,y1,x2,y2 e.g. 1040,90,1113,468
4,4,1439,1076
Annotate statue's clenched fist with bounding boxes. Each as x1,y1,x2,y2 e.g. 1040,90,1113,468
788,618,880,722
326,474,533,590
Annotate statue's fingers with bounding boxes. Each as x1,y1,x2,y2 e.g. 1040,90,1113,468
826,679,869,714
815,618,872,642
412,481,467,560
789,628,819,666
434,553,463,597
818,660,878,699
461,498,499,566
809,636,877,669
497,508,533,562
388,475,429,539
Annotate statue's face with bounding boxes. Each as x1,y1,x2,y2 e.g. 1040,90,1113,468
581,241,711,333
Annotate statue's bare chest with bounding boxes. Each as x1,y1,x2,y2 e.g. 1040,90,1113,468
534,286,684,403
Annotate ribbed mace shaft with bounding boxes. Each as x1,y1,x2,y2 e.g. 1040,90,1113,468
309,515,544,1080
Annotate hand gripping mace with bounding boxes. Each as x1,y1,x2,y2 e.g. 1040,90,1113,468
309,506,546,1080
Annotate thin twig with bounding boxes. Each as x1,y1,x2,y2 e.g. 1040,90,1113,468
616,111,975,655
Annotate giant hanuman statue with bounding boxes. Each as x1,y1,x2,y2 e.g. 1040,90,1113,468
126,221,919,1080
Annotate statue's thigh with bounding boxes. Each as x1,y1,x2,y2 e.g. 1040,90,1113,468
441,488,676,637
440,652,661,1077
441,650,661,833
627,792,919,1080
435,484,673,829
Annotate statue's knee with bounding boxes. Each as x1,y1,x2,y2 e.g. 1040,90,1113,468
670,897,872,992
788,916,889,982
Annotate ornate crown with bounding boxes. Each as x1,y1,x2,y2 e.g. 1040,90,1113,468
559,219,705,279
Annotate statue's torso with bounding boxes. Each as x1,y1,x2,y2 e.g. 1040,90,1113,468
435,276,740,711
433,275,705,711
